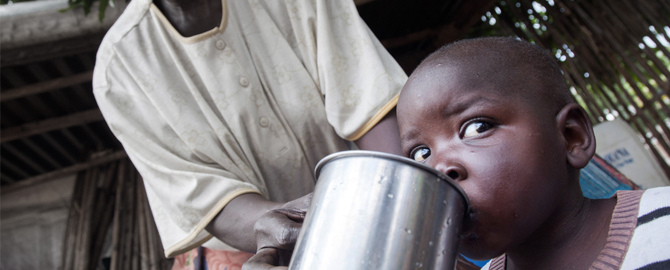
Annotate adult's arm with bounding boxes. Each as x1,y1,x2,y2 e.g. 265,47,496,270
241,0,406,267
354,108,403,155
205,194,282,253
98,53,309,256
94,54,266,258
206,109,401,253
205,193,311,253
240,111,401,269
147,0,284,254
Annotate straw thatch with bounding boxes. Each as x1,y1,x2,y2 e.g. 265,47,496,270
474,0,670,177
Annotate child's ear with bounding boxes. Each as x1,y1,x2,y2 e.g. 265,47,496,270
556,103,596,169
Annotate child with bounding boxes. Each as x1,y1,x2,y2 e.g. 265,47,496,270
396,37,670,270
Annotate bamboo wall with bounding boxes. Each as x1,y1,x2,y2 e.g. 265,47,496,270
479,0,670,178
60,159,172,270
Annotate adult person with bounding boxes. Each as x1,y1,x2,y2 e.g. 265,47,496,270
93,0,406,267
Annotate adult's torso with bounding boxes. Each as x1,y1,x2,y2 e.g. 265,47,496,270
105,0,349,201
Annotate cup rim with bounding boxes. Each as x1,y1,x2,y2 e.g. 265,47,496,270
314,150,471,214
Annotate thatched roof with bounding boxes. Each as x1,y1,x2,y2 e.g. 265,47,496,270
476,0,670,178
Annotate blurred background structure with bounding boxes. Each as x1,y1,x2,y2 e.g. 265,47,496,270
1,0,668,269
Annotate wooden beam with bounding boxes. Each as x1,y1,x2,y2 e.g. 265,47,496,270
1,71,93,102
1,150,127,194
1,108,104,143
1,172,16,184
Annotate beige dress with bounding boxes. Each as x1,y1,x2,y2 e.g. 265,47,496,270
93,0,406,257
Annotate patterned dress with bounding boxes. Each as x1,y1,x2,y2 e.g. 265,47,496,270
93,0,406,264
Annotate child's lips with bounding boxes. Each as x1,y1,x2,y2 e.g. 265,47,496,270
459,209,478,239
459,224,478,240
459,232,478,241
459,225,479,241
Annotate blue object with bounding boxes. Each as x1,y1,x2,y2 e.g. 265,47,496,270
580,158,633,199
464,256,489,267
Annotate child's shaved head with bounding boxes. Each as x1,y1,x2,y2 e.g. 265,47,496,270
397,37,596,260
420,37,574,114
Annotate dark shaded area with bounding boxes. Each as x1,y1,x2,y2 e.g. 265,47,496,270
0,0,495,186
357,0,466,40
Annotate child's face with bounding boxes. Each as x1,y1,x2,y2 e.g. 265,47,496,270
397,60,572,260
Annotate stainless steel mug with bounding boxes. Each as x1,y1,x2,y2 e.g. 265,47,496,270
289,151,470,270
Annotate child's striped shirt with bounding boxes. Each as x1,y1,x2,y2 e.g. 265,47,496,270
482,186,670,270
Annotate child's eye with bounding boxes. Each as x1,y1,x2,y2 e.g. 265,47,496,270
462,121,494,138
410,147,431,162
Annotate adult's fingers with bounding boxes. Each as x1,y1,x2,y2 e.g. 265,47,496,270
242,248,288,270
249,193,313,268
254,209,303,251
280,193,312,211
273,208,306,222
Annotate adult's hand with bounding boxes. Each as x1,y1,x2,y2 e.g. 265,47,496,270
242,248,288,270
243,193,313,269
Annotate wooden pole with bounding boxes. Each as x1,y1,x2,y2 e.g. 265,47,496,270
110,160,127,270
88,162,119,270
60,170,86,270
73,166,98,270
140,177,160,270
122,164,137,270
137,173,151,270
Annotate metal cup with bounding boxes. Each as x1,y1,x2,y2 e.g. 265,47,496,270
289,150,470,270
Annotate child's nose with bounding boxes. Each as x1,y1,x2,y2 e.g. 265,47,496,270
434,162,468,182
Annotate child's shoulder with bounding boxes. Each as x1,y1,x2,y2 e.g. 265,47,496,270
478,255,505,270
637,186,670,218
476,187,670,270
619,186,670,270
